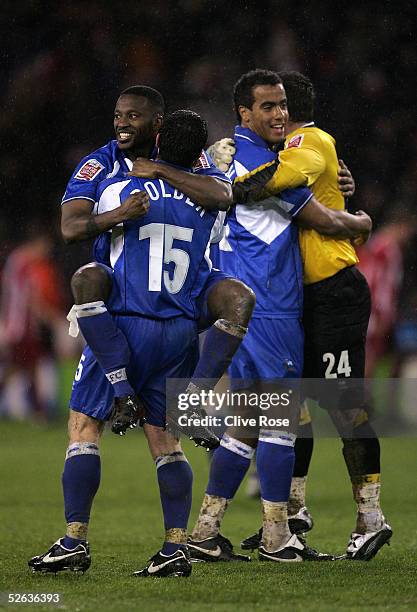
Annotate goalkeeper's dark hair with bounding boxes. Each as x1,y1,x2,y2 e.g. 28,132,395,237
233,69,282,123
278,71,315,122
158,110,208,167
120,85,165,115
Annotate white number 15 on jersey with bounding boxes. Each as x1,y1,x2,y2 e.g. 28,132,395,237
139,223,194,294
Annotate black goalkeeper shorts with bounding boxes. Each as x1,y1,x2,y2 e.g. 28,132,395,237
302,266,371,410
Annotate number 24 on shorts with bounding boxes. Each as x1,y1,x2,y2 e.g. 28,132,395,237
322,350,351,378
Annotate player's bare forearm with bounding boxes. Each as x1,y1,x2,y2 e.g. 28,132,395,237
61,194,149,243
162,172,232,211
323,209,371,238
61,206,124,243
297,197,371,238
129,158,232,210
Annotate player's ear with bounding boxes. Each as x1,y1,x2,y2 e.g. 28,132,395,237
238,105,250,125
154,133,160,157
153,113,163,133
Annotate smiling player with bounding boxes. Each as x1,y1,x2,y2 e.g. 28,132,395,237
188,70,371,563
60,85,255,447
28,110,230,579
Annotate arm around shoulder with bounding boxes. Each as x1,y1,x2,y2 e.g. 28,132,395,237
155,164,232,211
129,158,232,211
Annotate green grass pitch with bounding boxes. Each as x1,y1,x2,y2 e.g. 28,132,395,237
1,420,416,611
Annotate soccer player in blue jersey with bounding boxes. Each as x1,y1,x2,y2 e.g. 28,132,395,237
236,71,391,561
187,70,372,563
61,85,255,445
28,110,230,578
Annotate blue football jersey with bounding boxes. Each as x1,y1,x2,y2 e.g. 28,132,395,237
217,126,313,319
95,169,226,320
61,140,230,266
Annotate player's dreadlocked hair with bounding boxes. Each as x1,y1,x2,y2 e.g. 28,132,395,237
233,69,282,123
120,85,165,116
279,71,315,123
158,110,208,168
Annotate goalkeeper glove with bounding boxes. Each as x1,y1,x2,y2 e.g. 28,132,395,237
207,138,236,172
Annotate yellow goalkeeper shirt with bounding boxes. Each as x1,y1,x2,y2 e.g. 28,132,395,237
267,123,358,285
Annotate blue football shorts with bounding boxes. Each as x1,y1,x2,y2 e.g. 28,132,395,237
70,315,199,427
229,317,304,388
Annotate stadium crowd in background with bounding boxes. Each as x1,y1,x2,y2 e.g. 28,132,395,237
3,2,417,237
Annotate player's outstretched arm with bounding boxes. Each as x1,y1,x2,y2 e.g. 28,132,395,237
296,196,372,240
61,193,150,243
128,158,232,211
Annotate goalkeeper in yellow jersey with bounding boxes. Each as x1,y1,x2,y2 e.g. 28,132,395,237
232,71,391,560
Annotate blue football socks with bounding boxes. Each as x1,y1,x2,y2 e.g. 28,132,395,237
75,302,134,397
191,320,247,385
256,437,295,502
156,453,193,554
206,435,254,499
62,442,101,548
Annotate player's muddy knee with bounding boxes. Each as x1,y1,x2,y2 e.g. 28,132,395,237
225,431,258,448
68,409,104,445
71,262,113,304
144,423,182,460
208,278,255,326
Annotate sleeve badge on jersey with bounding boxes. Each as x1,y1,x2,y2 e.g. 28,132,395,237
193,151,211,171
75,159,105,181
286,134,304,150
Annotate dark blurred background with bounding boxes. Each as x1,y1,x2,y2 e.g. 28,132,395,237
3,1,417,242
1,0,417,419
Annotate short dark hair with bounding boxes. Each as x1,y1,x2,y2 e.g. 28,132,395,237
233,69,282,123
158,110,208,168
120,85,165,115
279,71,315,122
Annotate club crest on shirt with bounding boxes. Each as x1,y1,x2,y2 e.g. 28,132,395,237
286,134,304,150
75,159,105,181
193,151,211,171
